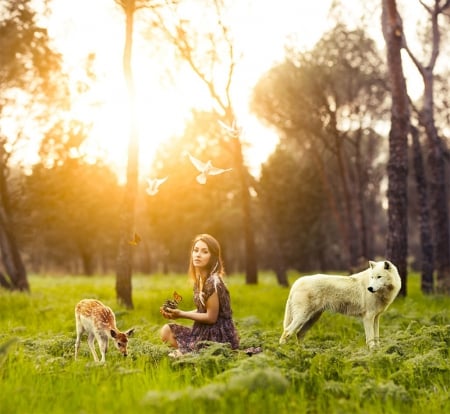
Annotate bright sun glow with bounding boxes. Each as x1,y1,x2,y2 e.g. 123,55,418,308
44,0,335,179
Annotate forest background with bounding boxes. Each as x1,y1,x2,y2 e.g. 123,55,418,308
0,0,449,306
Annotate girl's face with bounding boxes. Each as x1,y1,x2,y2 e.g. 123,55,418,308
192,240,211,270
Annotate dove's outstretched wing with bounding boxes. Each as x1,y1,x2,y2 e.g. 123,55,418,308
218,120,241,138
146,176,168,196
188,153,207,172
208,166,233,176
188,152,232,184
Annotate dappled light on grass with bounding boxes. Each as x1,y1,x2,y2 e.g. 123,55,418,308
0,273,449,413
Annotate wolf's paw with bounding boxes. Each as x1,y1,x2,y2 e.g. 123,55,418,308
279,333,289,345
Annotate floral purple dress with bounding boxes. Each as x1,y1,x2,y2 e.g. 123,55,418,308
168,274,240,354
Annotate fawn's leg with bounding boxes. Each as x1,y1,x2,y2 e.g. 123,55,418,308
87,332,99,362
74,319,83,360
98,333,109,363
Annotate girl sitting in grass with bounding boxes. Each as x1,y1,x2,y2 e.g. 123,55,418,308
160,234,240,357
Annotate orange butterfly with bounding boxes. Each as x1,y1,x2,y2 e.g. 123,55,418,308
128,233,141,246
162,291,183,311
173,291,182,304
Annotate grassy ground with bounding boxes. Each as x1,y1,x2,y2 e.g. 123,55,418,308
0,271,449,414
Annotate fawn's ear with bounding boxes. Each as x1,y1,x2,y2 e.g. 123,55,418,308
110,330,117,338
125,328,135,337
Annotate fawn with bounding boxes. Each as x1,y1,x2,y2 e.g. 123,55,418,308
75,299,134,363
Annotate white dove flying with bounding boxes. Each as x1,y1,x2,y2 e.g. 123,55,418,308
145,176,168,196
218,119,242,138
187,153,232,185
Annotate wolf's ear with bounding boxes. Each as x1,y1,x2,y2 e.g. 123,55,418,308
384,261,390,270
369,261,377,269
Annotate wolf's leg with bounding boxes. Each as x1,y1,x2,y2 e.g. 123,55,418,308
279,314,307,344
373,314,381,346
282,298,293,330
363,315,376,349
296,312,322,340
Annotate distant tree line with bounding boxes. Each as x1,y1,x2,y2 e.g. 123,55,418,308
0,0,449,297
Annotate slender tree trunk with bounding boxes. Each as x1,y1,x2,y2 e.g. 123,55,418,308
116,0,138,308
232,137,258,284
271,230,289,287
334,132,360,268
410,124,434,293
0,143,29,291
0,212,29,291
401,0,450,293
325,109,359,267
309,146,350,264
354,132,368,261
382,0,409,296
420,84,450,294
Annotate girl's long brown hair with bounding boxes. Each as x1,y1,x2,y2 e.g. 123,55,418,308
188,234,225,291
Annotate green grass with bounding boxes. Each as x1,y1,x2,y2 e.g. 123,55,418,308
0,272,449,414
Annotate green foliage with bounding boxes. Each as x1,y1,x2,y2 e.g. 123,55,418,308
17,160,122,274
258,146,330,270
0,0,62,99
0,272,449,414
251,23,389,269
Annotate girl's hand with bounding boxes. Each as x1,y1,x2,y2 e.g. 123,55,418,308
160,307,181,319
159,307,171,319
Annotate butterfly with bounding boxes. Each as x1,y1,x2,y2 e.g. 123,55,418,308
162,291,183,311
127,232,141,246
145,176,168,196
187,152,232,185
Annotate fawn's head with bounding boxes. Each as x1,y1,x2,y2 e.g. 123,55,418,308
110,328,135,356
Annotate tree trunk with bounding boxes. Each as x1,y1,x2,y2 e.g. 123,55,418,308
232,138,258,284
80,249,95,276
334,133,360,269
420,86,450,294
115,0,138,308
0,212,29,291
401,0,450,293
354,132,369,261
421,111,450,294
382,0,409,296
0,143,29,291
271,231,289,287
410,124,434,294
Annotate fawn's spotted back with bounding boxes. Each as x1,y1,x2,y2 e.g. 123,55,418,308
75,299,134,363
76,299,116,329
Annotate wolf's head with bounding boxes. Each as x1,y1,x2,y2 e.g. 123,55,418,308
367,260,401,295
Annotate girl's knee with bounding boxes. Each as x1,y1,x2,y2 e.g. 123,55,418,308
160,324,170,341
160,324,174,342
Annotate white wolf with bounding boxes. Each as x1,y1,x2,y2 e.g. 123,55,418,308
279,260,401,349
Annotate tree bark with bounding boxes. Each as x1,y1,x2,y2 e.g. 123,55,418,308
421,108,450,293
402,1,450,294
115,0,138,308
382,0,409,296
410,125,434,294
354,131,369,261
0,143,29,291
231,138,258,284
